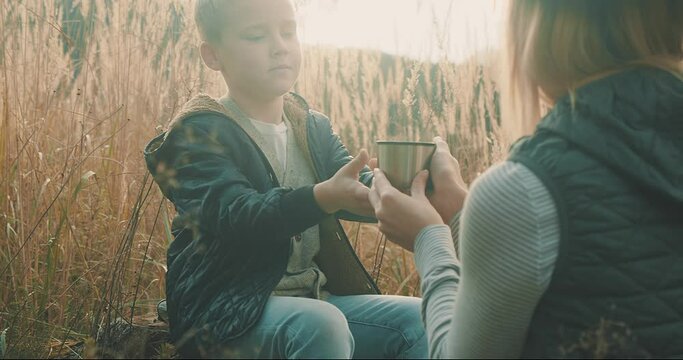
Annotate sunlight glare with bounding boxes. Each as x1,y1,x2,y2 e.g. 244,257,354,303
298,0,507,62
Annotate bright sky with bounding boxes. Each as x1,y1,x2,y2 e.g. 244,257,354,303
297,0,507,62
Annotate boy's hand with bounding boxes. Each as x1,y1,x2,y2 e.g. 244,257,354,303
369,169,443,252
314,149,374,217
428,137,468,223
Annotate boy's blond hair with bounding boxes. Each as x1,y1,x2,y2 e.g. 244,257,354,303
194,0,233,44
502,0,683,140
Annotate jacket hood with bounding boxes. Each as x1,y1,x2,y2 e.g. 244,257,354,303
144,92,313,175
538,67,683,203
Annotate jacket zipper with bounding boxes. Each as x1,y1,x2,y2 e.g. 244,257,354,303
215,111,296,258
215,109,379,294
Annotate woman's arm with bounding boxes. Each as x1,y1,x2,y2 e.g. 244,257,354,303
414,162,560,358
413,224,461,358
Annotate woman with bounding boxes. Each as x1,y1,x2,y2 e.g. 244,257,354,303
370,0,683,357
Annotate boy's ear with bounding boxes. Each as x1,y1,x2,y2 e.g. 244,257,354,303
200,42,222,71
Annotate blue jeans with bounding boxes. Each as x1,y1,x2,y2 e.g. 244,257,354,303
219,294,427,359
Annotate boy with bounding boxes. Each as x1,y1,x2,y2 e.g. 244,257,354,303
144,0,427,357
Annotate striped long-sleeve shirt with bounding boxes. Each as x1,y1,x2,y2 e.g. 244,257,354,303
414,161,560,358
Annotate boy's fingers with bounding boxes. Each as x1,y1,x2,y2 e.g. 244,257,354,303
410,170,429,199
369,181,381,209
358,149,369,161
355,184,370,199
368,157,378,170
342,149,369,176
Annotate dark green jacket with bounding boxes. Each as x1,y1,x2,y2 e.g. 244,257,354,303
144,93,379,356
509,68,683,358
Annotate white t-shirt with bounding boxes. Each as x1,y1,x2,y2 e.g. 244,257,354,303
249,118,288,170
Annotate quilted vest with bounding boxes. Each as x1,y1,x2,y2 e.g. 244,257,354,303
509,68,683,358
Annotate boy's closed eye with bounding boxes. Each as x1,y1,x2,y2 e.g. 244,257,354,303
239,21,297,42
280,22,297,39
240,25,268,42
241,32,266,42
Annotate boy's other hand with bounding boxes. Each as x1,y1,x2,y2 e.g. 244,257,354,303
428,137,468,223
369,169,443,252
314,149,374,217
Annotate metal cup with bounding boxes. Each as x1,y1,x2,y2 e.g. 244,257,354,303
377,140,436,191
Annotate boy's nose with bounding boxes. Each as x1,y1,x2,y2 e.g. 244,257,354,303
271,35,289,57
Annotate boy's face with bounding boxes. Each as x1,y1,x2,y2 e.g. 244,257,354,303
202,0,302,101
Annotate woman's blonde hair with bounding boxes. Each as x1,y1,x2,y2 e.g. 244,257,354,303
502,0,683,139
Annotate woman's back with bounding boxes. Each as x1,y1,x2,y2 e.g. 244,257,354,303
509,67,683,357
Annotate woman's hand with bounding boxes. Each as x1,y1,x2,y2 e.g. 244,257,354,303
314,149,374,217
428,137,468,223
369,169,443,252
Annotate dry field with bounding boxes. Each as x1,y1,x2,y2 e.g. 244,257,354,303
0,0,504,357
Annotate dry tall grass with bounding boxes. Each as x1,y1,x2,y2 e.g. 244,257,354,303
0,0,503,357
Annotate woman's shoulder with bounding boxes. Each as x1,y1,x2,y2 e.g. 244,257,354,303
467,161,552,217
462,161,560,286
473,161,544,189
